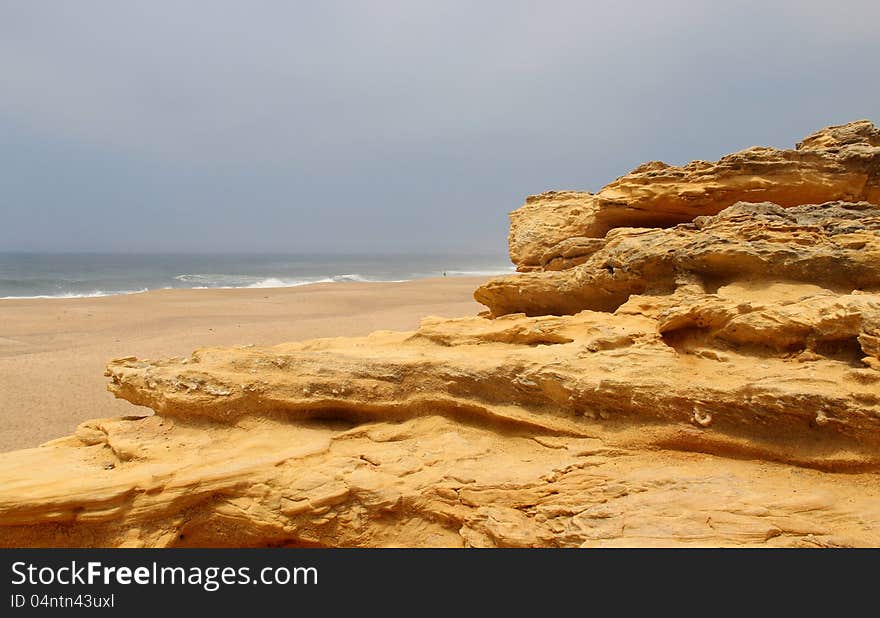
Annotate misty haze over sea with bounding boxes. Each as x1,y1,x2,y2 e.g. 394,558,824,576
0,252,513,299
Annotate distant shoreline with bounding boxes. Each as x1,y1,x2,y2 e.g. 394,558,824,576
0,274,504,301
0,252,513,299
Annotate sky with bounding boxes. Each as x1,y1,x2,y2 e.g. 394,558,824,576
1,1,879,254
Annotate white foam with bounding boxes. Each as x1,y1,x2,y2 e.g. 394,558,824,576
244,277,330,288
0,288,149,300
1,266,514,299
329,273,370,282
173,273,408,290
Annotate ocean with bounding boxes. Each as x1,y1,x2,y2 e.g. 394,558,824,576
0,253,514,299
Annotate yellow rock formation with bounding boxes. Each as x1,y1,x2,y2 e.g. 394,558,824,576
509,120,880,272
2,121,880,547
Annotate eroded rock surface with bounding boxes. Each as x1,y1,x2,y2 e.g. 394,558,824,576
510,120,880,272
2,121,880,547
477,200,880,316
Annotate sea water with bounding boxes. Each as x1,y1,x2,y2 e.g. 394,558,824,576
0,253,514,299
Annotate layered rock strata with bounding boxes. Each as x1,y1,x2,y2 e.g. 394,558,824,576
476,200,880,316
509,120,880,272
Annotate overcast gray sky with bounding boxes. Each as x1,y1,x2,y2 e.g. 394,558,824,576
1,1,878,254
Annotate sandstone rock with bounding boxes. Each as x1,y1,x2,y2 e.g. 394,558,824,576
797,119,880,150
97,305,880,456
3,413,879,548
509,121,880,272
2,301,880,547
476,201,880,317
2,121,880,547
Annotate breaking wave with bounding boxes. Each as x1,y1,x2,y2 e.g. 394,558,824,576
173,273,396,289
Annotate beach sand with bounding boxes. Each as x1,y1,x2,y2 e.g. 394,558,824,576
0,277,486,452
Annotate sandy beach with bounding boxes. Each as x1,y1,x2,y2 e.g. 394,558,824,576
0,277,486,452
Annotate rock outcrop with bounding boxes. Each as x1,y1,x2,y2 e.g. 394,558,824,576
509,120,880,272
477,200,880,316
2,121,880,548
